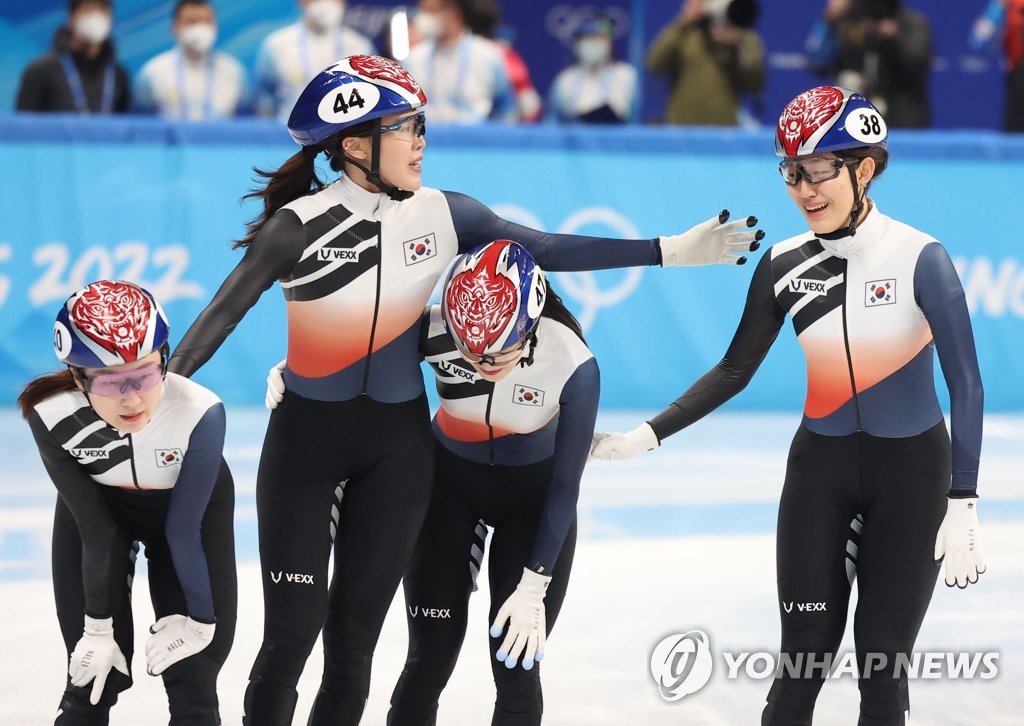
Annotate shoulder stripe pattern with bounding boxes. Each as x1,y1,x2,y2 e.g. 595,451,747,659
280,205,382,301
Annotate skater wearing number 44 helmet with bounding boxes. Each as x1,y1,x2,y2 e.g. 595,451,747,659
167,53,762,725
19,280,237,725
592,86,986,725
268,241,597,724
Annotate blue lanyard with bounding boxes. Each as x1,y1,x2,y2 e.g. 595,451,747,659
427,36,471,110
174,50,215,119
60,53,114,114
299,24,342,81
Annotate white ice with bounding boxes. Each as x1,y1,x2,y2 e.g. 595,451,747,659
1,410,1021,725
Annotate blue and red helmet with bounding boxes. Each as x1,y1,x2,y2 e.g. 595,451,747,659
53,280,170,368
441,240,547,358
775,86,888,158
287,54,427,147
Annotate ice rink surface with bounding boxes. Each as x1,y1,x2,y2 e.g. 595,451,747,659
1,409,1021,725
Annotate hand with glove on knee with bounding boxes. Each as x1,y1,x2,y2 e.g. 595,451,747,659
490,568,551,671
265,359,286,410
590,422,660,461
656,210,764,267
934,497,986,588
145,614,215,676
69,615,130,705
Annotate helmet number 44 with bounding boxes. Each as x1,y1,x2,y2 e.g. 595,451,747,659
317,81,380,123
334,88,366,114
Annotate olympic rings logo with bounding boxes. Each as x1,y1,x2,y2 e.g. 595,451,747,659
489,204,644,332
544,4,631,45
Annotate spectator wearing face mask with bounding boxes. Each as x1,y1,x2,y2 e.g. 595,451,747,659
254,0,374,119
404,0,516,123
134,0,249,119
547,14,637,124
15,0,130,114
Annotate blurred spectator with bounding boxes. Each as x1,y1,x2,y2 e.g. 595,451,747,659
547,14,637,124
133,0,248,120
646,0,765,126
404,0,516,123
15,0,130,114
254,0,374,119
805,0,932,128
969,0,1024,132
464,0,542,123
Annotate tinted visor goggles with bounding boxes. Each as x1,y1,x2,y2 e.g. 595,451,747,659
79,362,165,397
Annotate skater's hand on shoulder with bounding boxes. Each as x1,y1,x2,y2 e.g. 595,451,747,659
265,359,287,410
69,615,129,705
934,497,986,588
590,423,659,461
657,210,764,267
490,568,551,671
145,614,216,676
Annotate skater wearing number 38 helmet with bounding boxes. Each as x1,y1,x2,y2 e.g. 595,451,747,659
592,86,986,725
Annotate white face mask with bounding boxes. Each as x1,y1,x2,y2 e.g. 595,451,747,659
73,10,112,45
575,37,610,67
304,0,344,32
413,10,443,41
178,23,217,55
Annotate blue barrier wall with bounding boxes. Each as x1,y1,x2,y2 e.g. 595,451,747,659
2,116,1022,410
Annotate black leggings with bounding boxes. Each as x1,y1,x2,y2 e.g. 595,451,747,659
52,461,237,726
243,393,435,726
388,442,576,726
762,423,950,726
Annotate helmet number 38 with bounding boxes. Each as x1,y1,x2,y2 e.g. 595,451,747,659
845,110,887,144
317,81,381,123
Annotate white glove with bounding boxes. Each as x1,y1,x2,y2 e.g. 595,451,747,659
145,614,215,676
68,615,129,705
590,422,659,461
934,497,986,588
657,210,763,266
489,568,551,671
265,359,286,410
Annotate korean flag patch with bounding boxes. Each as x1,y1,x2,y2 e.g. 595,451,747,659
155,448,184,467
865,279,896,307
513,385,545,407
403,233,437,266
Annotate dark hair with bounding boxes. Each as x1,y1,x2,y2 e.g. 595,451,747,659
69,0,112,12
836,146,889,190
540,284,585,343
173,0,211,20
726,0,760,28
18,369,78,419
235,120,375,249
462,0,500,38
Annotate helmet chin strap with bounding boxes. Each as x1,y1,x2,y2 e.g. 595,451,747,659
818,163,865,240
336,121,414,202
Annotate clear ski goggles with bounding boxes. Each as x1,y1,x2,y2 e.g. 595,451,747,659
779,156,858,186
79,362,165,398
379,111,426,142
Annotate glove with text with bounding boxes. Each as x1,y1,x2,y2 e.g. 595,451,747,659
69,615,130,705
490,568,552,671
934,497,986,588
590,422,660,461
265,359,286,410
145,614,215,676
657,210,764,267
